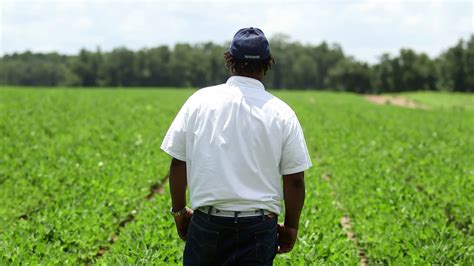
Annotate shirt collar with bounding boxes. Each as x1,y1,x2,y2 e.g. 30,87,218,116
226,76,265,91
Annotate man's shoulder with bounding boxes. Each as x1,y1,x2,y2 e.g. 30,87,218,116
264,93,296,119
190,83,229,99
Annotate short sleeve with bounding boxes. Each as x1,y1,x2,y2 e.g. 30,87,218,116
160,99,190,161
280,114,312,175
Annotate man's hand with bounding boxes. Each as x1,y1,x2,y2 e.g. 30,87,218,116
277,223,298,253
174,207,194,241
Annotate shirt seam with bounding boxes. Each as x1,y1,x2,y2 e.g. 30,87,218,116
281,163,312,175
160,146,186,161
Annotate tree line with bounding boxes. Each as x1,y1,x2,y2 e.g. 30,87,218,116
1,34,472,93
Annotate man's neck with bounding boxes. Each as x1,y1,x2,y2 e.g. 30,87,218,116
233,72,264,82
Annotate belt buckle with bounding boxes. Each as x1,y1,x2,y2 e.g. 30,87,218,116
265,213,276,219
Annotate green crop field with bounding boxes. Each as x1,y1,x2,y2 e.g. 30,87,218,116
1,87,473,265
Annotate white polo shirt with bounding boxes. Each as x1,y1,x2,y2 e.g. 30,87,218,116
161,76,312,214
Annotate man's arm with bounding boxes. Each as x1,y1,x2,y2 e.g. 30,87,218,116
170,158,187,211
169,158,193,241
278,171,305,253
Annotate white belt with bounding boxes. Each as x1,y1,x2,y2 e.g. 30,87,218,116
197,206,274,218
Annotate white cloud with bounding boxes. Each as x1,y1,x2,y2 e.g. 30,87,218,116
261,5,305,36
1,0,473,62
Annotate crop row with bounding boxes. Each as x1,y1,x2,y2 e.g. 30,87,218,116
278,92,473,264
0,89,189,263
1,88,472,264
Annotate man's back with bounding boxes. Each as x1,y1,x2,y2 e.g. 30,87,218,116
174,76,311,214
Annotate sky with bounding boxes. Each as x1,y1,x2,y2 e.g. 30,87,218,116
1,0,473,63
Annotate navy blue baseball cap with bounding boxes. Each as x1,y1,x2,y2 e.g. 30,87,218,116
229,27,271,60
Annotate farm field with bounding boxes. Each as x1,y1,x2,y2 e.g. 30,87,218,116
0,87,473,264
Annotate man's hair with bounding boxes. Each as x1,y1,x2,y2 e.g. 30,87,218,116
224,52,275,76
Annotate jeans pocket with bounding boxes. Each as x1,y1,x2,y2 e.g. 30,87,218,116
254,224,278,263
184,218,220,265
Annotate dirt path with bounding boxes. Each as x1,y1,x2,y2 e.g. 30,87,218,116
92,174,169,261
364,95,429,109
322,173,368,266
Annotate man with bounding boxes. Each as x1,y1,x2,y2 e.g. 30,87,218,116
161,27,312,265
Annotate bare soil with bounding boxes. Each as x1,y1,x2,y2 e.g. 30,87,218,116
364,95,429,109
322,174,368,265
340,215,368,266
92,174,169,260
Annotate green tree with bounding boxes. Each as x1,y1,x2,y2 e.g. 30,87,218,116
372,49,437,92
71,48,102,86
372,54,394,93
437,36,473,92
268,34,292,89
327,58,372,93
310,42,345,89
100,47,137,86
397,49,437,91
0,52,70,86
1,34,472,92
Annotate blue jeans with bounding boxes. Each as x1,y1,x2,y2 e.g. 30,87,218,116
183,210,278,266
